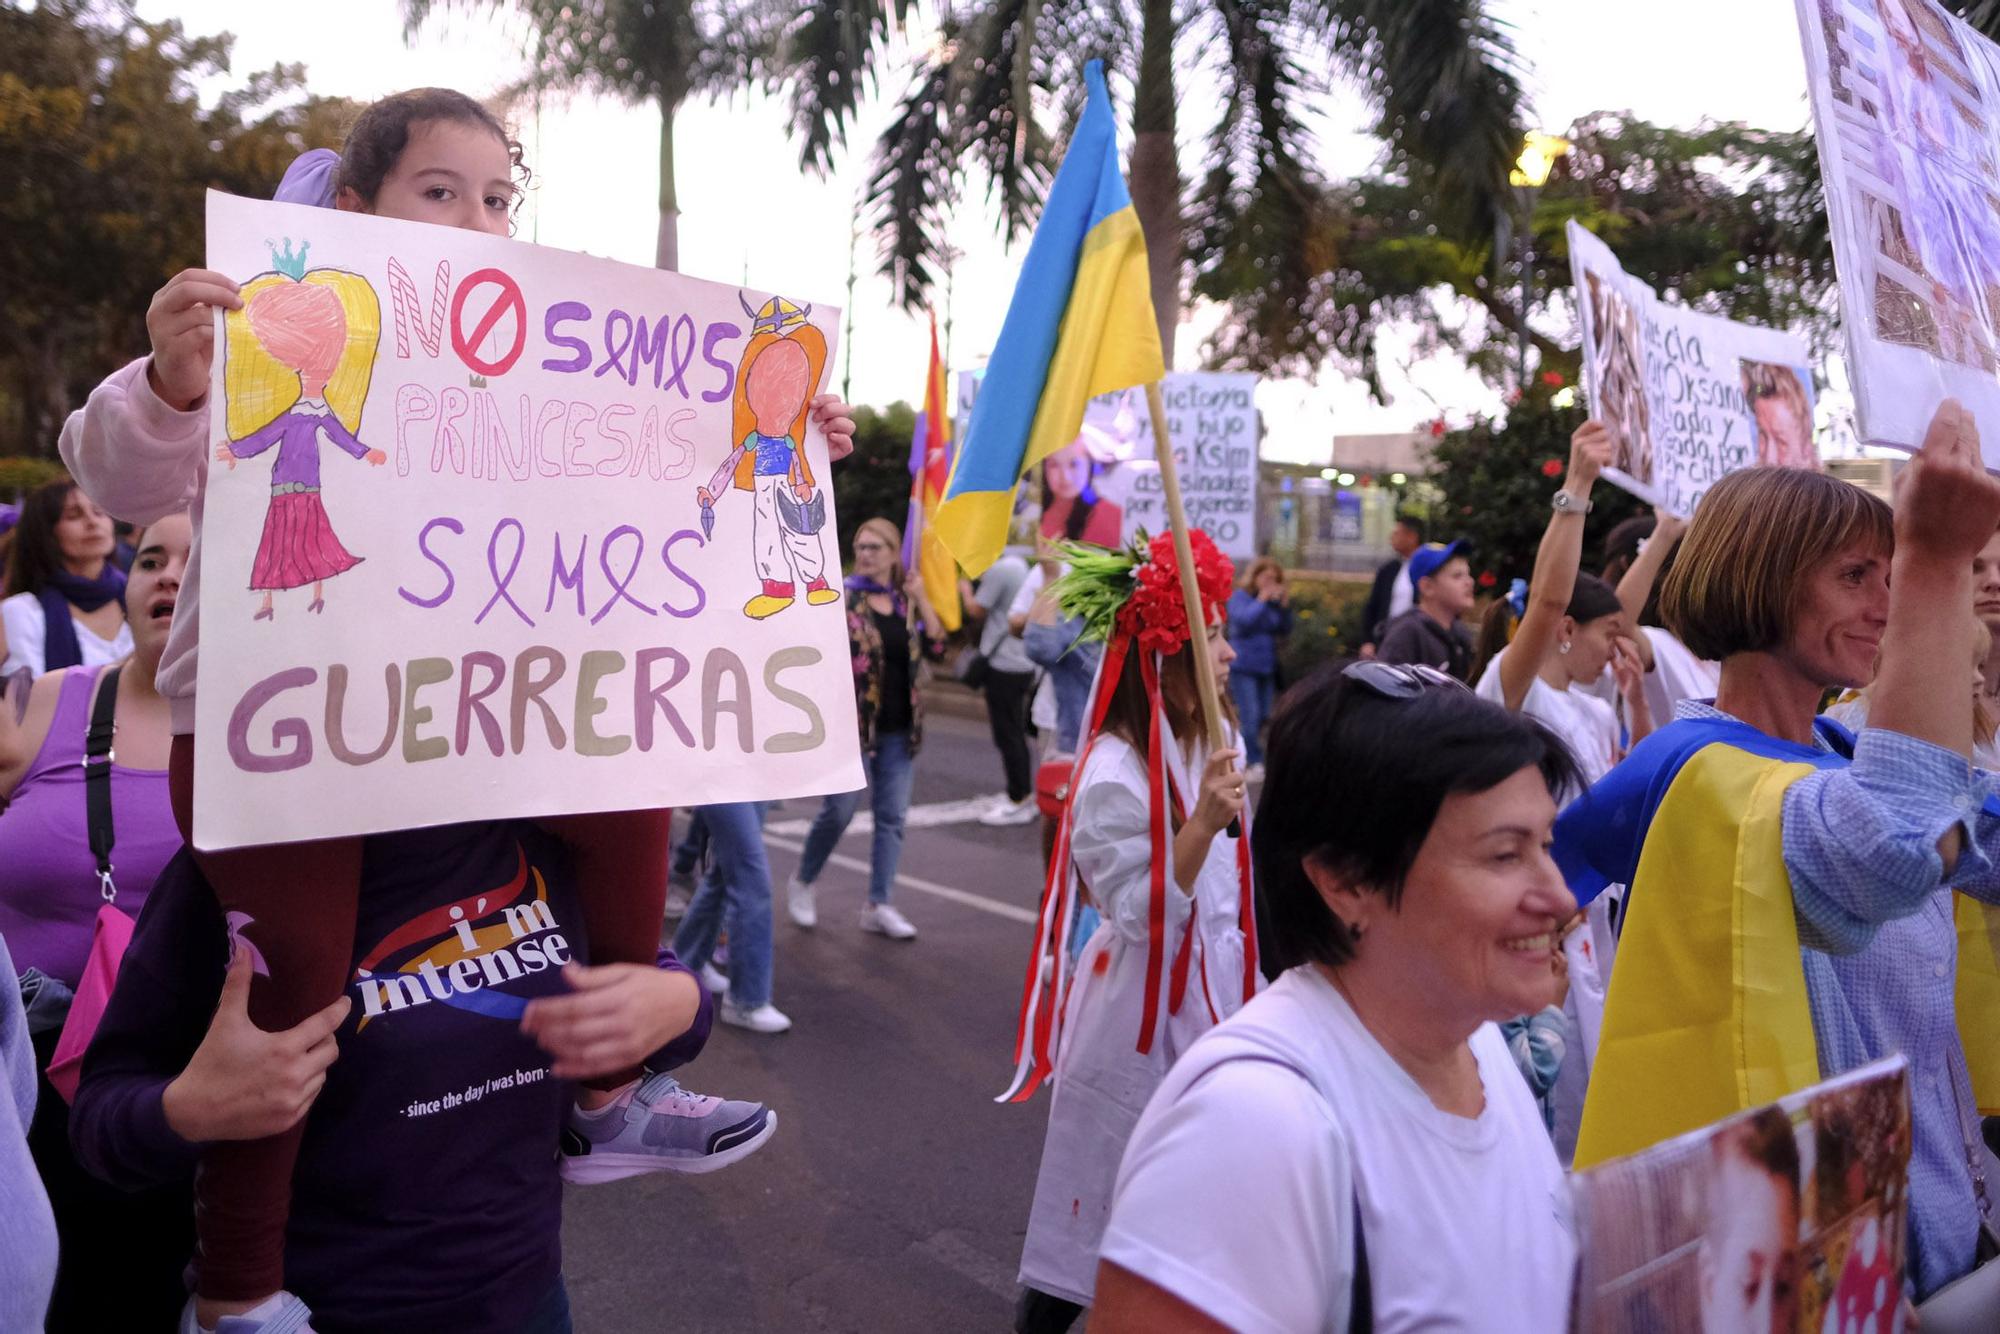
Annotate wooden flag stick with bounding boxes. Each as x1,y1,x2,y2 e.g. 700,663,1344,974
1144,381,1230,755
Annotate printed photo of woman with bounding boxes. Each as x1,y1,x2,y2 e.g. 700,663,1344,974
1740,361,1821,471
1038,440,1124,549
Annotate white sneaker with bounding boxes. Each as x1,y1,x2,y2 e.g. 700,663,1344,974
860,902,918,940
699,962,729,995
786,873,817,929
720,999,793,1033
979,795,1039,826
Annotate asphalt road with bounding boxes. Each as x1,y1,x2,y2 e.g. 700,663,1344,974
561,696,1060,1332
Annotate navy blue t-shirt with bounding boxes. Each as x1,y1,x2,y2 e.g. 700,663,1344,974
70,821,710,1334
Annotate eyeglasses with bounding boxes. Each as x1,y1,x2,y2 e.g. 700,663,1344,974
853,541,891,554
1342,660,1469,699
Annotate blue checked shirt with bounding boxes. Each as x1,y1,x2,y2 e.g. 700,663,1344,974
1679,700,1998,1298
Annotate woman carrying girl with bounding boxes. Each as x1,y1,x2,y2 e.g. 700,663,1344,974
0,480,130,680
1009,529,1258,1333
60,89,853,1332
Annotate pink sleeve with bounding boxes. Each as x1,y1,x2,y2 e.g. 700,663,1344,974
58,358,206,525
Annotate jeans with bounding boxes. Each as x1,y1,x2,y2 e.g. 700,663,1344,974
670,815,709,878
984,669,1037,801
1023,618,1101,756
797,729,915,905
1230,670,1276,765
671,802,775,1009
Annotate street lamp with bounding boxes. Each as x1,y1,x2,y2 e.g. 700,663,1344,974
1508,132,1571,393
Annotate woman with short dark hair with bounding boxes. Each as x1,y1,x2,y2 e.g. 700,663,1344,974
1557,401,2000,1303
1091,662,1581,1331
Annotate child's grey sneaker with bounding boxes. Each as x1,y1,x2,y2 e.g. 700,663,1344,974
559,1074,775,1183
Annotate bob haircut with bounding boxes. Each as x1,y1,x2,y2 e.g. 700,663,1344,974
1658,468,1892,663
1251,664,1582,972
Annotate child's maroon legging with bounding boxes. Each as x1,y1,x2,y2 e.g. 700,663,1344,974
167,735,672,1301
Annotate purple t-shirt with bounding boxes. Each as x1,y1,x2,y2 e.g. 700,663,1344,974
0,665,179,986
70,821,711,1334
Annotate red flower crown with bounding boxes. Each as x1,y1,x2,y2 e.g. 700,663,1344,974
1116,529,1235,656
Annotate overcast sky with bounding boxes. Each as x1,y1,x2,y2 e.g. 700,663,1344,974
142,0,1818,464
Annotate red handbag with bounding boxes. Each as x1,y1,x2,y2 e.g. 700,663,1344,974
1034,757,1075,821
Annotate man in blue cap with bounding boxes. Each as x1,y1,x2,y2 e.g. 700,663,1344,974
1376,539,1476,679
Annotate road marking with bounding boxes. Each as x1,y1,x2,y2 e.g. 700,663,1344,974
762,832,1039,925
764,794,1003,839
913,1229,1020,1303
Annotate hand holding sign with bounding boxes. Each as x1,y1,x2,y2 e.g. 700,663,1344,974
1899,399,2000,566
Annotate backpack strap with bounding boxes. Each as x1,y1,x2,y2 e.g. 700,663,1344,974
82,664,121,903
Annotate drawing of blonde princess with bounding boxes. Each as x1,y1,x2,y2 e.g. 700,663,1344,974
218,239,386,620
695,295,837,620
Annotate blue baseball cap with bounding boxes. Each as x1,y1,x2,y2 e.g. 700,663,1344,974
1406,539,1465,591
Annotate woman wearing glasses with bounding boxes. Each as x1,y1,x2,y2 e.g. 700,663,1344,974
1091,661,1581,1331
785,518,944,940
1558,401,2000,1306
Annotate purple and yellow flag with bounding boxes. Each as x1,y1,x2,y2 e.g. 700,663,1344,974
906,313,962,631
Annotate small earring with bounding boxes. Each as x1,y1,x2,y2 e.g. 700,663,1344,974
1558,640,1572,655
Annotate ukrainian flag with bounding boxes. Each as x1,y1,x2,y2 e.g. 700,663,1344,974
933,60,1167,576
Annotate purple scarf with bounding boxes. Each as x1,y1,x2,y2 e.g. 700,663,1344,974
38,565,127,671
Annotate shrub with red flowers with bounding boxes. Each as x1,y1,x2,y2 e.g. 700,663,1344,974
1540,458,1564,478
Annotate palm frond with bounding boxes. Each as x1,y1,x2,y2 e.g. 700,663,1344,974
770,0,912,173
863,56,959,307
1311,0,1527,241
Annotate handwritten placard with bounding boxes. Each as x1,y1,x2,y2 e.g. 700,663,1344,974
1569,222,1818,516
194,191,861,850
956,370,1262,560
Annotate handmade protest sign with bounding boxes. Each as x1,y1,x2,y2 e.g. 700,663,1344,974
957,370,1261,561
194,192,860,850
1570,1057,1910,1332
1569,223,1818,516
1798,0,2000,458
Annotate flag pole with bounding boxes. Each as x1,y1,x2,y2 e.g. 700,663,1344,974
1143,381,1229,754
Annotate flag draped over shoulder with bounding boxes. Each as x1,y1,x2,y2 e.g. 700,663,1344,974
906,314,962,632
933,60,1166,577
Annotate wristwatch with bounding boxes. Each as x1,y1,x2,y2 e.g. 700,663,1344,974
1550,490,1592,516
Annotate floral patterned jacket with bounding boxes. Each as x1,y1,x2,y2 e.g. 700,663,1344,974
846,585,932,756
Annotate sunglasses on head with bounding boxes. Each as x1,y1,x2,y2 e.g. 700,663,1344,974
1342,660,1469,699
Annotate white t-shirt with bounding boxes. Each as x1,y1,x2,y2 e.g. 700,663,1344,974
1102,967,1575,1333
1387,561,1414,622
0,591,133,679
1474,649,1620,789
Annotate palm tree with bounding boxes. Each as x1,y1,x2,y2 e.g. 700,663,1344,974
766,1,1528,362
400,0,770,271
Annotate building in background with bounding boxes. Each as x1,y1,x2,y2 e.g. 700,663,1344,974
1263,430,1433,575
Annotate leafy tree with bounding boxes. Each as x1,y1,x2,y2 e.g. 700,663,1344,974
832,400,919,560
402,0,778,272
1199,112,1836,396
1426,382,1645,593
0,0,354,455
772,1,1528,362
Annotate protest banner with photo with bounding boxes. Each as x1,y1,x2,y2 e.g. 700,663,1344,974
1570,1056,1911,1333
193,191,861,850
1569,222,1819,516
1797,0,2000,458
955,370,1261,561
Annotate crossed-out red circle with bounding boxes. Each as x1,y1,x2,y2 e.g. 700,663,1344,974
450,267,527,376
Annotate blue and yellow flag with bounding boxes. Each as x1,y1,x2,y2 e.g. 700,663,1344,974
934,60,1166,576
